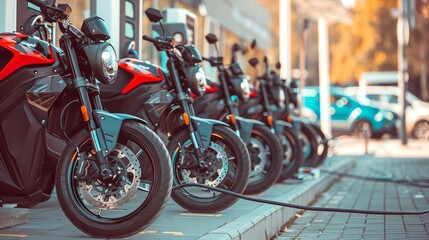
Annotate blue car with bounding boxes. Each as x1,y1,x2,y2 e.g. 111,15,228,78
301,86,398,138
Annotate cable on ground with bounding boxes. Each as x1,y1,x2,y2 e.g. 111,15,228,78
173,183,429,215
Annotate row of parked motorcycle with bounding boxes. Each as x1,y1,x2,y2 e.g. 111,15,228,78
0,1,329,238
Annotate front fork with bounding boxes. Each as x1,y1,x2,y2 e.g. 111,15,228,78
167,60,207,168
62,37,112,178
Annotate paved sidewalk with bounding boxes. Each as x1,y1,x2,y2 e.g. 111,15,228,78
0,151,353,240
274,138,429,240
3,137,426,240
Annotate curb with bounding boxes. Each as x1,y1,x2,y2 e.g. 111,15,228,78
0,207,29,230
198,156,355,240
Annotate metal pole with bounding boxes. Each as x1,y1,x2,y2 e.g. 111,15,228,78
279,0,291,83
318,17,332,139
397,0,408,145
298,19,309,117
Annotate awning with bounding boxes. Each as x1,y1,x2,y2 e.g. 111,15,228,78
179,0,271,50
295,0,352,23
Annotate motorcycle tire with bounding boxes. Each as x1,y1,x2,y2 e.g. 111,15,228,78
311,124,329,166
277,124,303,181
168,125,250,213
299,123,319,167
56,121,173,238
244,124,283,195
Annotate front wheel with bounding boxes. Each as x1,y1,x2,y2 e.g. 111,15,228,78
413,121,429,139
277,125,303,181
244,124,283,194
56,121,173,238
310,124,329,166
168,125,250,213
353,120,372,139
299,124,319,167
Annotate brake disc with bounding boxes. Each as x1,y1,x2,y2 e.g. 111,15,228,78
248,137,268,178
78,144,141,210
180,141,229,187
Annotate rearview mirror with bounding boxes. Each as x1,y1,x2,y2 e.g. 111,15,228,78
145,8,163,23
205,33,218,44
248,57,259,67
232,43,241,52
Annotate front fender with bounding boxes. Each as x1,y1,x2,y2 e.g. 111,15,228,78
274,119,299,136
235,116,264,143
190,116,229,149
94,110,147,152
291,116,310,125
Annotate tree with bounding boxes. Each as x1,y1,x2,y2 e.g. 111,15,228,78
329,0,397,85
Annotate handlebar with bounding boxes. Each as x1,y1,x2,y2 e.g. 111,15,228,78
143,35,173,51
142,35,158,44
202,56,224,68
27,0,68,23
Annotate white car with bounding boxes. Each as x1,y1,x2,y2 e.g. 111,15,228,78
345,86,429,139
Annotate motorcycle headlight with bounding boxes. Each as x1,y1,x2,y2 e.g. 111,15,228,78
241,77,251,100
183,66,207,96
279,88,286,105
83,42,118,84
195,67,207,96
271,87,286,107
230,75,251,102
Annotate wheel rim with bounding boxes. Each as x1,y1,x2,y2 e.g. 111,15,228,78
247,136,270,182
172,134,238,200
67,137,155,222
300,133,311,160
354,121,371,138
279,134,292,165
414,122,429,139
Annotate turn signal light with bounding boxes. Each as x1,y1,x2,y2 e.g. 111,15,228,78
80,105,90,122
182,112,190,125
229,114,236,125
267,115,273,126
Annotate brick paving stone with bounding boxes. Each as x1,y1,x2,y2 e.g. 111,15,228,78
273,141,429,240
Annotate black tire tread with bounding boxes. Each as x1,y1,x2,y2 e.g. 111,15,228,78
167,125,250,213
56,121,172,238
278,125,303,180
244,124,283,194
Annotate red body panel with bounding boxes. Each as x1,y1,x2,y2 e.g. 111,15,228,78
119,59,164,94
205,82,217,93
0,33,55,81
249,89,257,98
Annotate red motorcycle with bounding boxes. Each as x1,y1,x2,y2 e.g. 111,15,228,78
100,8,250,213
0,1,172,238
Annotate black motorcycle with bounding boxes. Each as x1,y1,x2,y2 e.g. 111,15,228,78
100,8,250,213
193,33,283,194
0,1,172,238
240,56,320,168
278,75,329,166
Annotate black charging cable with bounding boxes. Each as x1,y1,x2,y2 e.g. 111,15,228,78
172,183,429,215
